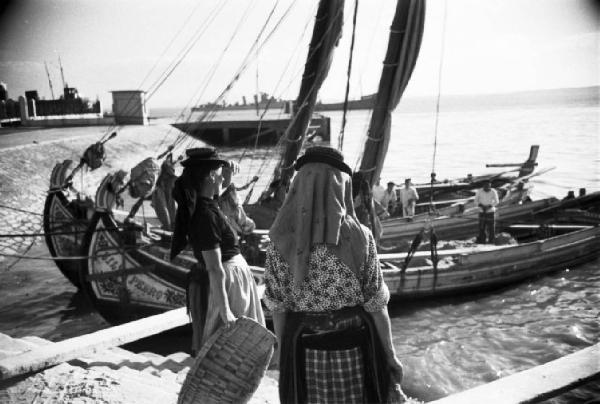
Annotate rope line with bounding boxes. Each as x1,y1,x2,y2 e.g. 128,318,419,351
430,0,448,207
338,0,359,151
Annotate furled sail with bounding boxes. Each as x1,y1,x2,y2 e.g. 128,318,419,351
274,0,345,196
358,0,426,187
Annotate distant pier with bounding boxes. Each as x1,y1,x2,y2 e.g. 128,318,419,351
172,109,330,147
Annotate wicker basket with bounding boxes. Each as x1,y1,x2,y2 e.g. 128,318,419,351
178,317,276,404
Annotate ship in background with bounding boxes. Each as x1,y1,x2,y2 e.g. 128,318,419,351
178,92,331,146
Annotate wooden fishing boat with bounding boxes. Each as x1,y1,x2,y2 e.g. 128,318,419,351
407,144,540,211
380,197,554,251
79,172,267,324
379,190,600,251
378,224,600,298
80,175,600,324
43,134,118,287
44,160,94,287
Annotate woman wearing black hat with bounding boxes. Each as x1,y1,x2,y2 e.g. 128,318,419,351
265,146,405,403
170,147,264,354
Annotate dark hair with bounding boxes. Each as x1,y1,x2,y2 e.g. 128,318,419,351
180,164,220,191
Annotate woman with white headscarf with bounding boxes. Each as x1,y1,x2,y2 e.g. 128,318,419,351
265,146,404,403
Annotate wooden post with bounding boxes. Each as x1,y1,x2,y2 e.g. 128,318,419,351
0,307,190,381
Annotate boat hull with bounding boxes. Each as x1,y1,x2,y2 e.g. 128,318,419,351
380,225,600,298
43,191,89,287
380,198,556,250
80,211,265,325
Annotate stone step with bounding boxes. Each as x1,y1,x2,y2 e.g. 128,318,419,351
113,365,180,396
136,350,193,373
0,333,53,360
70,348,154,372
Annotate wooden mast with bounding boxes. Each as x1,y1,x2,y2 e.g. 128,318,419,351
357,0,426,187
273,0,345,199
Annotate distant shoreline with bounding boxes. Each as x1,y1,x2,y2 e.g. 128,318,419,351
150,85,599,118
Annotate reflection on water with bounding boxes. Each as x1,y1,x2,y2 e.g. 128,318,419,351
0,102,598,402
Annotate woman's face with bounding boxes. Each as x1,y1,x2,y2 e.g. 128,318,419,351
211,166,224,193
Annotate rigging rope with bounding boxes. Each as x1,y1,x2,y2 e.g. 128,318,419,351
338,0,359,152
100,1,228,143
165,0,293,159
429,0,448,207
240,0,321,190
155,0,260,155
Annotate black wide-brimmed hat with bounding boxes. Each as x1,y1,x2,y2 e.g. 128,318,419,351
294,146,352,176
181,147,229,168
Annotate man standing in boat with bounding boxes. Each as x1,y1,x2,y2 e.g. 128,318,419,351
474,179,499,244
382,181,398,215
372,177,385,206
399,178,419,218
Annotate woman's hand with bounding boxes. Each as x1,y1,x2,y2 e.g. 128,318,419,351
202,248,237,329
221,307,237,328
226,160,240,175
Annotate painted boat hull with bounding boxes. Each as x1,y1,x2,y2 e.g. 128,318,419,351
80,211,265,324
43,190,90,288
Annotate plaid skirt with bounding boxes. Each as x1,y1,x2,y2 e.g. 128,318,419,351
279,306,391,404
305,346,364,403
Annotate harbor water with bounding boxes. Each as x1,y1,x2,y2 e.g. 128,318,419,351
1,93,598,402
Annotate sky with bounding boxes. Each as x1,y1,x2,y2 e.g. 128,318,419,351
0,0,598,110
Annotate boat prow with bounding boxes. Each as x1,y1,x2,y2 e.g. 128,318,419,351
44,160,93,288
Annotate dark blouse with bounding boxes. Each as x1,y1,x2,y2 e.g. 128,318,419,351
189,196,240,265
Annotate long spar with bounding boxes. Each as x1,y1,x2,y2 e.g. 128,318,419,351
274,0,345,195
357,0,426,188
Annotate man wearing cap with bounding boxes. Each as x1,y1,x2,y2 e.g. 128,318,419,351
381,181,398,215
474,179,499,243
399,178,419,218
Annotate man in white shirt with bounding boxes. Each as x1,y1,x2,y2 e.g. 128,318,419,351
372,177,385,205
381,181,398,215
399,178,419,218
474,180,499,243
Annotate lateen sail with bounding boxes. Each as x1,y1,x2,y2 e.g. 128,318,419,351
274,0,345,195
358,0,426,187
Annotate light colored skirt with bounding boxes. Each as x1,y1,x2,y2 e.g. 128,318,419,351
189,254,265,353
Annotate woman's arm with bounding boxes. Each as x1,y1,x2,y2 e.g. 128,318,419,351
201,248,236,326
369,307,403,383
